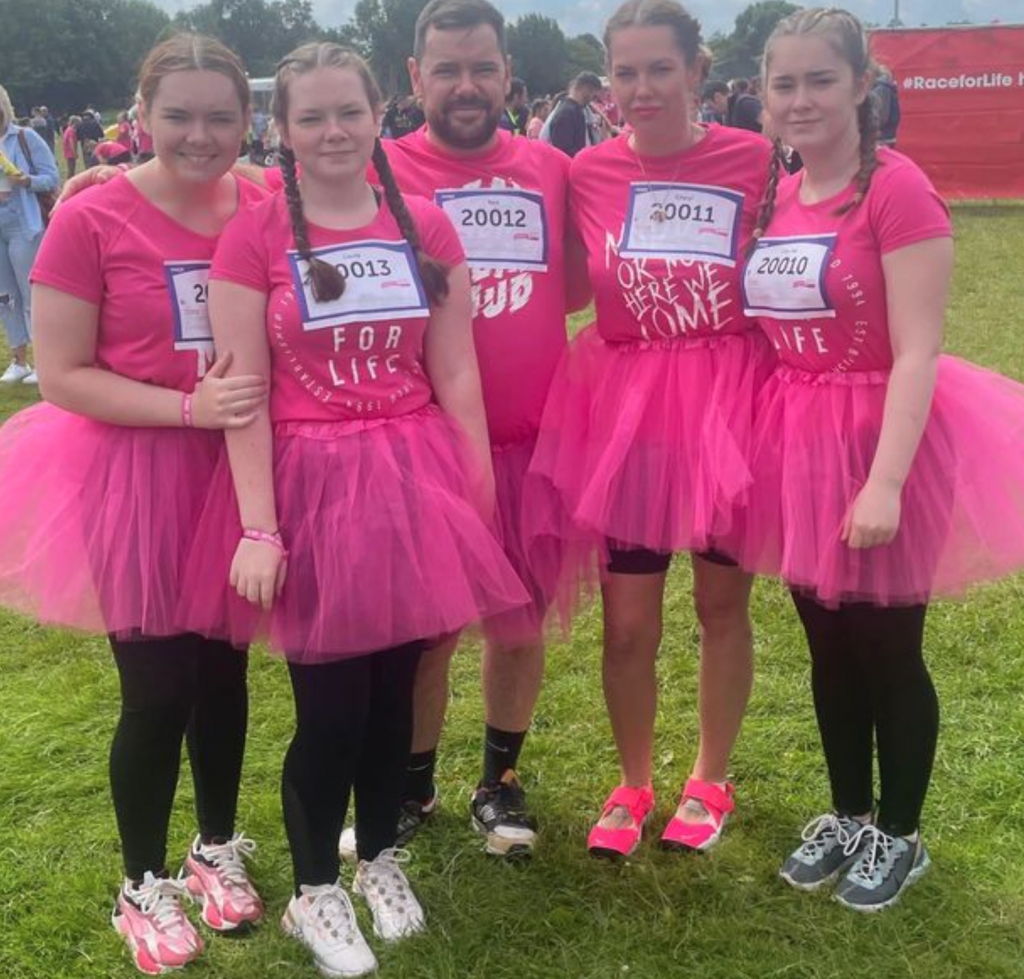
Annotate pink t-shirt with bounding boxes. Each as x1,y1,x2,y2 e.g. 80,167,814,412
31,174,267,392
571,125,772,343
210,191,465,424
741,149,951,373
61,125,77,160
377,128,571,446
95,141,131,163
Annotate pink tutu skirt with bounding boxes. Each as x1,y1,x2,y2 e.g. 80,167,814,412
528,326,776,557
0,403,221,637
483,438,601,645
740,357,1024,607
180,405,529,662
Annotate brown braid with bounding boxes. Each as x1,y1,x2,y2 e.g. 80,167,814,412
833,94,880,216
372,138,450,305
747,136,786,256
279,146,346,303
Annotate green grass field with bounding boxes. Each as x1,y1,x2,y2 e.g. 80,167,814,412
2,204,1024,979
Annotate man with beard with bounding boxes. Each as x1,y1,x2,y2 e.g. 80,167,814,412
350,0,589,860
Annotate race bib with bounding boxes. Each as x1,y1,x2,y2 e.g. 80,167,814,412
165,261,213,346
435,188,548,271
742,234,837,320
290,240,429,330
620,182,743,265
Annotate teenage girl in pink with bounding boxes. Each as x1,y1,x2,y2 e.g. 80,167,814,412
742,8,1024,911
529,0,775,858
182,44,525,977
0,35,266,975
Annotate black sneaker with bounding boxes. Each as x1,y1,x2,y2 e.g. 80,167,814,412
834,824,931,912
338,792,438,862
780,813,865,891
470,769,537,858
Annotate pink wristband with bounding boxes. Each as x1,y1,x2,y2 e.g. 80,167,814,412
242,528,287,555
181,392,194,428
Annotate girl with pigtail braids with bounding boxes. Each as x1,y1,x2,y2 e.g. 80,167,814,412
741,7,1024,911
181,41,526,974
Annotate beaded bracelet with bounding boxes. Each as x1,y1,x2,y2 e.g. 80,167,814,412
242,528,287,556
181,392,194,428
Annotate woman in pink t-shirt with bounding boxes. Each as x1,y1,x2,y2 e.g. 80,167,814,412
181,43,524,975
0,35,267,972
742,8,1024,911
530,0,773,858
116,110,132,151
62,115,80,176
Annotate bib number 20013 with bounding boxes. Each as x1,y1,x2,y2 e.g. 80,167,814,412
290,239,429,329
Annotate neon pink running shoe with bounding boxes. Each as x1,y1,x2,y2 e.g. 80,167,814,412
660,778,735,853
587,784,656,859
183,834,263,931
111,872,203,975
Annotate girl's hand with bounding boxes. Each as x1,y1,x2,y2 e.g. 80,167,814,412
191,352,267,430
842,478,902,549
229,536,287,610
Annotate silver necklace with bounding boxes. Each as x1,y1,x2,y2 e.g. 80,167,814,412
630,124,706,223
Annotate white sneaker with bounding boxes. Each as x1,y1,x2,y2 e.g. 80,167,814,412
339,827,357,863
339,792,439,862
0,361,30,383
281,883,376,978
21,369,37,385
353,848,425,942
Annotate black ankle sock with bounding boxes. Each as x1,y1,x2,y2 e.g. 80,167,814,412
403,748,437,803
482,725,527,785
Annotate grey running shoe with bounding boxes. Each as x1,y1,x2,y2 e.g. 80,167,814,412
834,824,930,912
780,813,864,891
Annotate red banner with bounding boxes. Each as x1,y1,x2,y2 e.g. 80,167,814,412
870,25,1024,199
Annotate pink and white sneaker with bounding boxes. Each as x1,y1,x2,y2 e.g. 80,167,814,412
111,872,203,975
183,834,263,931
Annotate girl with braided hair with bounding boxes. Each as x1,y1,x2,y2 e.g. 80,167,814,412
741,7,1024,911
180,42,526,975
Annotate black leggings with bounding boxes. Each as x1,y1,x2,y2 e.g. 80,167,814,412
283,642,424,892
109,635,249,882
791,594,939,836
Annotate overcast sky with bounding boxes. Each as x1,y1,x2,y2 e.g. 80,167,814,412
151,0,1020,38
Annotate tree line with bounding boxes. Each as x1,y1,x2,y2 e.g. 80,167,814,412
3,0,805,115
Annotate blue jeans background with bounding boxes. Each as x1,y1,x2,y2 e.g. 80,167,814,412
0,202,41,351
